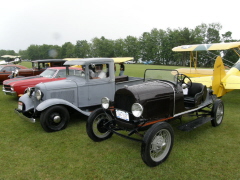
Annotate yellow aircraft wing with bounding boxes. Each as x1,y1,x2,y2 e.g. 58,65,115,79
64,57,134,63
112,57,134,63
190,76,213,87
63,57,134,68
222,75,240,89
172,42,240,52
177,68,214,77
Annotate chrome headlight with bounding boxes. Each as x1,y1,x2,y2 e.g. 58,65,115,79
101,97,110,109
131,103,143,117
26,87,32,97
15,69,19,76
35,90,43,100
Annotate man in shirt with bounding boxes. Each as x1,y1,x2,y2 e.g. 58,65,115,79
93,64,106,79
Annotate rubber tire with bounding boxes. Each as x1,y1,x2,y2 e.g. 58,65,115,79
86,108,113,142
40,105,70,132
211,99,224,127
141,122,174,167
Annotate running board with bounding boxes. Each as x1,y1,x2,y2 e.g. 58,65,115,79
178,117,213,131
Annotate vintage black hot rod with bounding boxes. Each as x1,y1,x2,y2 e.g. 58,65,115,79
86,69,224,167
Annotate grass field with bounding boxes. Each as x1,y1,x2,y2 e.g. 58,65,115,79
0,63,240,179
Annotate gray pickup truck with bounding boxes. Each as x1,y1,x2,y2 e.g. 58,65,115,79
15,58,143,132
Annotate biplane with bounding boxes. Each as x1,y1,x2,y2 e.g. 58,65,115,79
0,55,21,65
172,42,240,97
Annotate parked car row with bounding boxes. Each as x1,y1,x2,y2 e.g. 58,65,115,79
1,58,224,167
3,66,82,97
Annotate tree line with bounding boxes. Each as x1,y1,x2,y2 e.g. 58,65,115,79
1,22,239,67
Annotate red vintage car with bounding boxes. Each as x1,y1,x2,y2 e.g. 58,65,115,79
0,64,28,83
9,59,67,78
3,67,82,97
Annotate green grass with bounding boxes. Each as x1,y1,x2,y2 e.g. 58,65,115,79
19,61,32,68
0,64,240,180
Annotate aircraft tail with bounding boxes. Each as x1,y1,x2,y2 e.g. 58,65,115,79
212,56,226,97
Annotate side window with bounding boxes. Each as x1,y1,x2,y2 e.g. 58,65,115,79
69,69,74,76
3,67,12,72
75,69,82,76
10,67,16,71
39,63,44,69
57,70,66,78
68,69,82,76
89,63,109,79
33,62,38,68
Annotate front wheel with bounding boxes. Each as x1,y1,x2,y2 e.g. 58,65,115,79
141,122,174,167
211,99,224,127
40,105,70,132
86,108,113,142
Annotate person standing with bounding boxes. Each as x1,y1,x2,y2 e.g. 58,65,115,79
119,62,125,76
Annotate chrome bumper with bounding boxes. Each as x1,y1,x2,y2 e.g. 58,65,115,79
14,109,36,123
3,90,17,96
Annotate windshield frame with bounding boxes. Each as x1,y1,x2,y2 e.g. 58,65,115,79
144,69,179,85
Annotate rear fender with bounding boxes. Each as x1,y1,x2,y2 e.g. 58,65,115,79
36,98,91,116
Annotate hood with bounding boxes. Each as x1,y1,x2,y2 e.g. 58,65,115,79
117,81,174,102
35,76,86,92
114,81,174,111
36,79,79,91
3,76,41,85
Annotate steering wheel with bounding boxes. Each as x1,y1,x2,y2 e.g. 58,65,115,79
175,74,192,88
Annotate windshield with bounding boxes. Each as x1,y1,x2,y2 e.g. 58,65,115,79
68,69,83,76
144,69,179,84
0,65,3,71
39,69,57,78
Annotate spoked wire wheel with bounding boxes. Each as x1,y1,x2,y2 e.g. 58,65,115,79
86,108,113,141
141,122,174,167
211,99,224,127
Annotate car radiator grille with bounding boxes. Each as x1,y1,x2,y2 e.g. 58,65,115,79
114,93,136,112
3,85,11,91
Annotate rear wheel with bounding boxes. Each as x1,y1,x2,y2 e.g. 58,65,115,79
86,108,113,142
141,122,174,167
40,105,70,132
211,99,224,127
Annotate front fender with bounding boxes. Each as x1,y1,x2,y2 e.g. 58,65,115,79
19,94,34,112
36,98,91,116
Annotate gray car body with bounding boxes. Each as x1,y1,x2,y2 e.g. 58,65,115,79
17,58,143,120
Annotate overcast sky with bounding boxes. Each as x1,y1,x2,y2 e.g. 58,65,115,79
1,0,239,52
